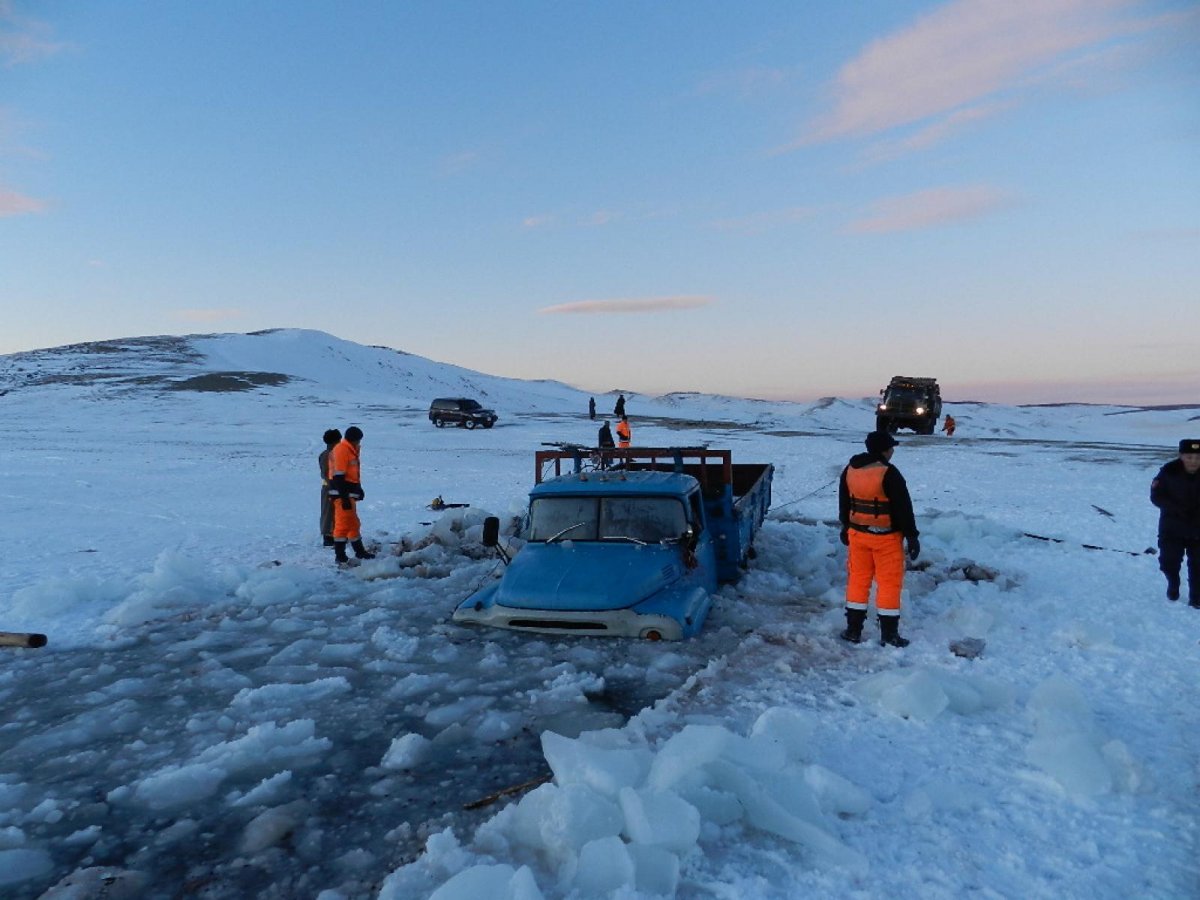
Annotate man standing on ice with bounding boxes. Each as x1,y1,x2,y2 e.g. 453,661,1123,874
319,428,341,547
839,430,920,646
1151,438,1200,606
327,426,376,566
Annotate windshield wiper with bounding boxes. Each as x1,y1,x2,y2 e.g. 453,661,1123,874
600,534,651,546
546,522,589,543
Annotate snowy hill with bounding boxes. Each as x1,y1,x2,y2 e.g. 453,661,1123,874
0,331,1197,899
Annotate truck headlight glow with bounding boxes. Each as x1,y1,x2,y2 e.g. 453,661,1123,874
916,406,925,414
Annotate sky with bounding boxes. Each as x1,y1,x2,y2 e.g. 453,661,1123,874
1,0,1198,404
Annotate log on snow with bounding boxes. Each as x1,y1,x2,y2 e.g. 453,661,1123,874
0,631,48,649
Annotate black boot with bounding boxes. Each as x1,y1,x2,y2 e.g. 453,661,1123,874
323,535,335,547
840,608,866,643
351,539,376,560
334,541,350,565
1166,575,1180,601
879,616,910,648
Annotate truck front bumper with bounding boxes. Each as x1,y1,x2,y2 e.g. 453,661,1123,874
452,582,713,641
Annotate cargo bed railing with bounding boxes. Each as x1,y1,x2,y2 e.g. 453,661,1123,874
535,447,733,490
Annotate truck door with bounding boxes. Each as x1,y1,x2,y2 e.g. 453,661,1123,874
687,489,717,583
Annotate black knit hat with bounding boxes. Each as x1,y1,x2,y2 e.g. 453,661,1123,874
323,429,341,446
345,426,364,442
1181,439,1200,454
865,430,898,454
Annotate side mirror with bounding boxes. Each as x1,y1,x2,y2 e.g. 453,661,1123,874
481,516,500,548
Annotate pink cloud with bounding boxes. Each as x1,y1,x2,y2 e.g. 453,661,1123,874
0,186,46,216
804,0,1154,145
0,2,66,66
539,296,713,315
848,184,1014,234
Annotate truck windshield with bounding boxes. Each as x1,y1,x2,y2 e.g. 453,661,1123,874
528,496,688,543
885,388,923,404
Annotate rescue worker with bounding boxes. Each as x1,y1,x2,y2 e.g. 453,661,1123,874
614,394,626,418
616,415,632,448
942,414,956,437
838,430,920,646
327,425,375,565
1150,438,1200,606
319,428,341,546
598,420,615,449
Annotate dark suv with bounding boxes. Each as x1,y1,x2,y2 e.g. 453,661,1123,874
428,398,498,429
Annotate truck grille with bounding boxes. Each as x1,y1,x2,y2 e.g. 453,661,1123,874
507,618,608,631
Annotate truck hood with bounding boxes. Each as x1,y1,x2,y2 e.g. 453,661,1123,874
494,543,682,612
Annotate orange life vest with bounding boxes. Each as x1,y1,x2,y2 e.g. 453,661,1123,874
616,420,631,446
846,463,893,532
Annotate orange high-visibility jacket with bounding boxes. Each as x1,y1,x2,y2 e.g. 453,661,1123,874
845,463,892,532
328,439,361,493
616,420,632,446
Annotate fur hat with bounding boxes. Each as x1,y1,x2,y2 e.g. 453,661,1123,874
323,429,342,446
1181,439,1200,454
345,426,364,443
865,430,898,454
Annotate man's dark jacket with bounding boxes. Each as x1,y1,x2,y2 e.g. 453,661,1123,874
839,452,919,538
1151,459,1200,540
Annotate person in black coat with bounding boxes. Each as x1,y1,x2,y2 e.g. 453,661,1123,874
598,420,615,449
318,429,341,547
614,394,626,418
588,397,596,420
1151,438,1200,605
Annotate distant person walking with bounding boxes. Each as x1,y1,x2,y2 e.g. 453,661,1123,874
616,415,632,448
839,430,920,647
1151,438,1200,606
614,394,626,418
327,426,376,565
942,414,956,437
319,428,341,547
588,397,596,420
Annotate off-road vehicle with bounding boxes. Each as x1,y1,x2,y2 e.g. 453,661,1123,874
875,376,941,435
428,398,497,429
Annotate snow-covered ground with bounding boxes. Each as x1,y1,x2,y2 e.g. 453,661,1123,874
0,329,1196,899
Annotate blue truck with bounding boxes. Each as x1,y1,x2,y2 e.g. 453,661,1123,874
453,448,773,640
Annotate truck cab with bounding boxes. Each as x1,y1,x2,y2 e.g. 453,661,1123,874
876,376,942,435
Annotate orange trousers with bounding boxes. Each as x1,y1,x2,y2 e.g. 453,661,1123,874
846,530,905,616
332,499,361,541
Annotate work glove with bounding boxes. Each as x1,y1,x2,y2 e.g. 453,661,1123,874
839,528,849,546
907,536,920,560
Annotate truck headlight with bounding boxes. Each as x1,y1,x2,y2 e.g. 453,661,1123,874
878,404,887,411
916,406,925,414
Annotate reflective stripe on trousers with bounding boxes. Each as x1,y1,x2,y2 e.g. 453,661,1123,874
845,529,905,615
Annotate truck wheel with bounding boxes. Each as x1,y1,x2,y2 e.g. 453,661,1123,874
876,417,888,432
465,419,477,430
433,418,445,428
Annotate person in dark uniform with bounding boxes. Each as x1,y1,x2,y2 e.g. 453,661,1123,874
1151,438,1200,606
614,394,626,418
589,397,596,420
319,429,341,546
598,420,615,449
